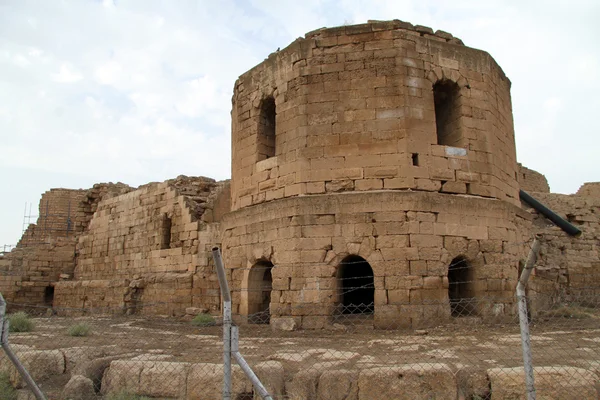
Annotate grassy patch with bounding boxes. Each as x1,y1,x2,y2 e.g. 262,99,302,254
68,322,91,337
0,373,16,400
191,313,216,327
106,391,152,400
7,312,34,333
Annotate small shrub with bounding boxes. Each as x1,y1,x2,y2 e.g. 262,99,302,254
106,391,151,400
68,322,91,337
7,312,33,333
0,373,16,400
191,313,216,326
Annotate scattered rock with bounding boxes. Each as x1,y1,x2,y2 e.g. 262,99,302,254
62,375,95,400
186,307,208,315
271,317,297,331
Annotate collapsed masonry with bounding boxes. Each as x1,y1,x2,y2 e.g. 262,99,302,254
1,20,598,329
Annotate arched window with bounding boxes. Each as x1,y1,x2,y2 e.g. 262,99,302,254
448,256,475,316
247,260,273,324
257,96,276,160
433,80,462,147
338,255,374,314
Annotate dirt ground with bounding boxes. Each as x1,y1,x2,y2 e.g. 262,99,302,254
4,312,600,399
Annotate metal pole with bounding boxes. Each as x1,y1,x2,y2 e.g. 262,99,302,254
0,294,47,400
517,237,541,400
212,247,232,400
231,326,273,400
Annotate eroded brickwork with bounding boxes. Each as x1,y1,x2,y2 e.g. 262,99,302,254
231,20,519,213
2,21,598,329
517,163,550,193
525,190,600,310
53,177,228,316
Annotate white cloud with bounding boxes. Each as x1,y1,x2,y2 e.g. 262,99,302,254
52,63,83,83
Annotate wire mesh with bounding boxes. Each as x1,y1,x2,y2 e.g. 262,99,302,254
0,278,598,399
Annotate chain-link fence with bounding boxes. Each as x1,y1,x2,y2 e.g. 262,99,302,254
0,255,599,399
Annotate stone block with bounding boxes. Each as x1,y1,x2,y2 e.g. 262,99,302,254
487,366,598,400
358,364,456,399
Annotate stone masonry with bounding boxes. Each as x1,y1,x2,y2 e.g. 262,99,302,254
1,20,599,329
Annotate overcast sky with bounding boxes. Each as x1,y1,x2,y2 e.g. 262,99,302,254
0,0,598,246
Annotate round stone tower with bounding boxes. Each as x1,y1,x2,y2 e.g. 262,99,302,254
223,20,527,329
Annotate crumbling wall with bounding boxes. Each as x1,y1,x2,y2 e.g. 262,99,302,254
525,187,600,310
517,164,550,193
54,177,229,316
0,189,86,306
0,184,133,308
577,182,600,198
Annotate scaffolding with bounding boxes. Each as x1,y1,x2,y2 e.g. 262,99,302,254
18,200,76,247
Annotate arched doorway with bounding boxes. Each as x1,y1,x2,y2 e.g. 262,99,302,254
338,255,374,314
247,260,273,324
448,256,475,317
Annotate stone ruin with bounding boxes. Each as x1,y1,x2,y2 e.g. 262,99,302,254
1,20,599,329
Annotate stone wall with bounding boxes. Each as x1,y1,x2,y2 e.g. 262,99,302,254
222,191,531,329
517,163,550,193
525,188,600,309
53,177,228,316
577,182,600,197
230,20,519,212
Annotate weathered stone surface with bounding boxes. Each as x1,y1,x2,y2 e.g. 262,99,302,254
318,369,359,400
72,355,124,392
488,366,599,400
1,350,65,388
186,363,251,400
254,361,285,399
271,317,297,331
139,361,190,398
456,367,489,399
62,375,95,400
101,360,143,395
102,359,192,398
357,364,456,400
287,368,321,400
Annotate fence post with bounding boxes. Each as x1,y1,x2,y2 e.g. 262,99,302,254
516,237,541,400
212,247,232,400
0,294,47,400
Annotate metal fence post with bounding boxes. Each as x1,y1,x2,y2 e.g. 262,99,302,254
0,294,47,400
212,247,232,400
517,237,541,400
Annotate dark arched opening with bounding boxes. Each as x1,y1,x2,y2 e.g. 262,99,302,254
433,79,462,147
257,96,276,160
448,256,475,317
44,286,54,306
338,255,374,314
247,260,273,324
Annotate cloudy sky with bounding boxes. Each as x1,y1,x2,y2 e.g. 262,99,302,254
0,0,598,246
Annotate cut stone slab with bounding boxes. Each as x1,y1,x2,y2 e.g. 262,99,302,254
186,362,251,400
138,361,190,398
358,364,456,400
487,366,599,400
318,369,359,400
2,349,65,388
287,368,322,400
271,317,297,331
254,361,285,399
